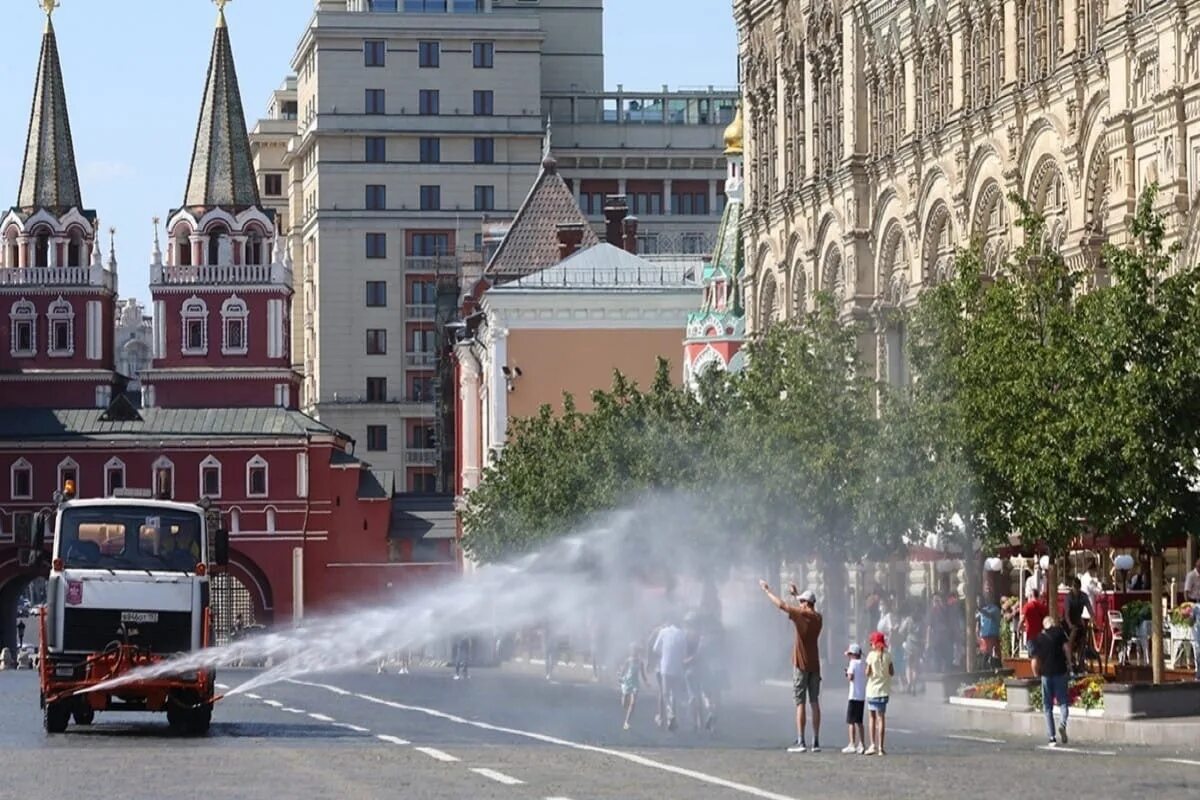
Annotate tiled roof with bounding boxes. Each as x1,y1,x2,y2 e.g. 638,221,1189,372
17,17,82,213
183,9,260,209
499,243,700,290
357,469,394,500
486,157,598,277
389,495,456,540
0,407,336,441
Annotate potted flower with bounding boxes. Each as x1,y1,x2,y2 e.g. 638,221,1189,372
1169,601,1195,643
1121,600,1152,642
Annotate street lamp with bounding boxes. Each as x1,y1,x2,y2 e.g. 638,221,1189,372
1114,554,1135,591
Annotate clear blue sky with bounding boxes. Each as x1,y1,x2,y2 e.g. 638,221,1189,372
0,1,737,303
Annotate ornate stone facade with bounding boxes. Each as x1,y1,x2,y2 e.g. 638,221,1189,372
736,0,1200,382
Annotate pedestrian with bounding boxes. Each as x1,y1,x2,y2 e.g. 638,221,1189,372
1065,577,1091,673
759,579,823,753
618,642,648,731
652,616,689,731
683,611,715,731
543,623,557,681
876,599,895,644
1021,587,1048,655
864,630,894,756
452,635,471,680
925,594,951,673
1185,558,1200,604
644,623,665,724
16,618,26,648
1031,617,1071,747
976,595,1001,666
842,643,866,754
1190,602,1200,682
902,608,923,695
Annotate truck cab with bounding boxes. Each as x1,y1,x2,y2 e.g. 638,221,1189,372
37,489,228,734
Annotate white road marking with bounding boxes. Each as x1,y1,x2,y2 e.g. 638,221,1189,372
262,699,283,707
889,728,915,734
1038,745,1116,756
946,734,1004,744
290,680,806,800
1161,758,1200,767
414,746,460,762
308,713,335,722
245,693,261,700
376,734,411,746
280,707,306,714
546,797,576,800
471,768,524,786
332,722,370,733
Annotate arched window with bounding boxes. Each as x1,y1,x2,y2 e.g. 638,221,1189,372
11,457,33,500
266,508,277,534
104,457,126,497
221,295,249,355
181,296,208,355
47,296,75,357
3,229,17,268
66,231,84,267
246,455,269,498
200,455,222,498
152,456,175,500
9,299,37,356
208,226,228,266
33,230,50,268
246,231,264,266
176,228,193,267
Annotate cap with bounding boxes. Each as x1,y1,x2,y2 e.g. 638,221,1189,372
798,590,816,603
845,643,862,656
869,631,887,647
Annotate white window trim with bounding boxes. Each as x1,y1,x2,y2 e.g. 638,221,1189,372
10,299,37,357
181,295,209,356
47,296,75,357
246,455,269,498
221,294,249,356
57,457,79,496
11,457,33,500
152,456,176,499
104,456,126,497
199,455,222,499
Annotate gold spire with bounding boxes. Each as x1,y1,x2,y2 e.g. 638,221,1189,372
723,104,744,156
40,0,60,16
214,0,230,27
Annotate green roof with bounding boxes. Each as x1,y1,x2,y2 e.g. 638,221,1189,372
0,407,336,442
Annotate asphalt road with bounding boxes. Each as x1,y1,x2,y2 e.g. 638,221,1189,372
2,661,1199,800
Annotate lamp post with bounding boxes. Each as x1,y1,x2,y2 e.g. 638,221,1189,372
1114,554,1135,593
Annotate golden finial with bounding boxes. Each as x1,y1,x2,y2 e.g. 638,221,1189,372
214,0,230,27
39,0,60,17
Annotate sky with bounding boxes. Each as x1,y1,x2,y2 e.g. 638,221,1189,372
0,0,738,304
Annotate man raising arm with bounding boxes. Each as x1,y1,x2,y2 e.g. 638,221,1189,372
760,579,823,753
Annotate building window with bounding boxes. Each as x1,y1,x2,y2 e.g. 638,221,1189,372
364,39,386,67
369,0,398,9
57,458,79,496
411,376,433,401
473,90,494,116
181,296,209,355
246,232,265,265
410,233,449,255
367,425,389,451
412,329,435,352
365,136,387,163
419,137,441,163
200,455,222,499
365,281,387,307
409,472,437,493
473,185,495,211
671,192,709,216
366,233,387,259
47,297,74,357
246,456,269,498
419,41,440,68
264,174,283,196
474,137,494,164
630,193,662,216
411,280,437,304
9,300,36,357
152,456,175,500
419,89,440,115
365,88,386,115
11,458,33,500
367,377,388,403
221,295,249,355
366,184,387,210
472,41,494,69
419,185,441,211
366,329,388,354
104,457,126,497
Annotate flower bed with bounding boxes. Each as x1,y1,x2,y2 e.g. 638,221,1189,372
957,676,1007,702
1029,674,1105,711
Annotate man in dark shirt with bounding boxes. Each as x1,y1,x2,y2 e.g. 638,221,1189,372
1031,617,1072,747
760,580,823,753
1065,577,1092,672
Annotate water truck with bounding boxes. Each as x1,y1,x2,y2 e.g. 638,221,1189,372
34,482,228,734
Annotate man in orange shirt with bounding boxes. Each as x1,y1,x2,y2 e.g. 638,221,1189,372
760,579,823,753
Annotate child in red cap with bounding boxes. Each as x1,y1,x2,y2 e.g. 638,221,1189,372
864,630,894,755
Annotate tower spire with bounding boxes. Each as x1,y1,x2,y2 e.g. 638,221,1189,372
17,2,82,213
183,0,260,209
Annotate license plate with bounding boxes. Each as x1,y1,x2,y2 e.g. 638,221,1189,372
121,612,158,624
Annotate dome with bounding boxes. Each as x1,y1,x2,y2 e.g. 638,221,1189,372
723,104,744,156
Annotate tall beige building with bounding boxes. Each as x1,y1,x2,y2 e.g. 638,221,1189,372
251,0,736,492
737,0,1200,386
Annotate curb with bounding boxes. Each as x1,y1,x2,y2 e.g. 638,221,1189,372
947,704,1200,748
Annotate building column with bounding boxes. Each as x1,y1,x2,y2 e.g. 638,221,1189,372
617,178,627,198
18,237,28,268
190,235,203,267
48,237,62,268
1004,0,1019,86
663,179,673,215
708,179,718,216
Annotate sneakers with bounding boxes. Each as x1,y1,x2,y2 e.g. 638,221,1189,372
810,743,821,753
856,746,865,755
1058,724,1069,745
623,721,630,731
863,745,878,755
786,740,808,753
1047,739,1058,748
841,744,858,754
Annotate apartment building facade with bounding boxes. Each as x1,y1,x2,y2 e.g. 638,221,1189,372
250,0,736,490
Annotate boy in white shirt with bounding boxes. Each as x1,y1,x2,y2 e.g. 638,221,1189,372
842,643,867,754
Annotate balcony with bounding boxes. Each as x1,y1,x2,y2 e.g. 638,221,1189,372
405,304,436,320
151,263,293,288
0,265,115,291
405,448,438,466
403,256,460,275
405,352,437,369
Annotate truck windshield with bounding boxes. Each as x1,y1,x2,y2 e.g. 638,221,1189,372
59,506,203,572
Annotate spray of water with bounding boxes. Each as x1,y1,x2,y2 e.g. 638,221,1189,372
81,494,777,699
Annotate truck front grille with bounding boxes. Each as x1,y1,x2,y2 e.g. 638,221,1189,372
62,609,192,655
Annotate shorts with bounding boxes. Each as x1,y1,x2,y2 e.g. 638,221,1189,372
979,636,999,652
867,696,889,713
846,699,865,725
792,668,821,705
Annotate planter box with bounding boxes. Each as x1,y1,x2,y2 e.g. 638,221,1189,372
1104,681,1200,720
1002,658,1035,679
949,696,1006,710
1004,678,1039,712
933,669,1015,700
1112,664,1153,684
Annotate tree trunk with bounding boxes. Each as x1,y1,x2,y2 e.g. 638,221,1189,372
1151,552,1164,685
962,540,979,673
1046,560,1059,621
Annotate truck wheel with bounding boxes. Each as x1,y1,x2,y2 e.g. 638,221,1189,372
187,705,213,735
43,702,70,734
73,706,95,726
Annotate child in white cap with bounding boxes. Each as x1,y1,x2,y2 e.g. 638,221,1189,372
842,643,866,754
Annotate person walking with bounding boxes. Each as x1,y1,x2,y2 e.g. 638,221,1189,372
1190,602,1200,681
1065,577,1092,674
652,617,689,731
976,596,1002,666
759,580,823,753
864,631,894,756
1031,617,1072,747
842,643,866,754
1185,558,1200,604
16,618,26,648
618,643,648,731
1021,587,1048,655
452,636,471,680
